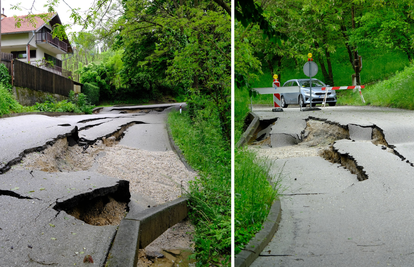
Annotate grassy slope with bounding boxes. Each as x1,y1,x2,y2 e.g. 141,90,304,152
248,46,410,105
167,111,230,266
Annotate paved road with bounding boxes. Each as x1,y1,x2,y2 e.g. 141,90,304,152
251,105,414,266
0,103,183,266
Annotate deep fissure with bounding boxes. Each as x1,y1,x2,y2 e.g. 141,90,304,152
53,180,130,226
249,118,278,145
0,190,37,200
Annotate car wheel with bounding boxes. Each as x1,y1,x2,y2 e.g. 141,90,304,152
329,102,336,106
281,96,288,108
299,95,306,107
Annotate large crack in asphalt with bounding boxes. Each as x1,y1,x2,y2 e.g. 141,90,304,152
0,189,38,200
0,126,80,174
53,180,130,226
254,117,412,182
306,118,411,181
1,121,142,226
78,121,145,145
110,106,171,113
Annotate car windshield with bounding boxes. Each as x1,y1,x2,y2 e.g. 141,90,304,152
300,80,325,87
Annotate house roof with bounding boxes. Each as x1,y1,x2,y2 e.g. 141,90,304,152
1,13,57,34
1,13,73,54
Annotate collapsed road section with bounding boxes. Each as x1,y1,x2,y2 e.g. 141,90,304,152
248,106,414,266
0,103,195,266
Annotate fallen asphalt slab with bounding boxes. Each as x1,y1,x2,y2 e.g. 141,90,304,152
249,105,414,266
0,103,187,266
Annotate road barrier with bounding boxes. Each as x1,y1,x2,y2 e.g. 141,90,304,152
321,85,365,106
273,93,282,108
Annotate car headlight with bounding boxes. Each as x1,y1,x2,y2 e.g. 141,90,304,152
302,89,310,96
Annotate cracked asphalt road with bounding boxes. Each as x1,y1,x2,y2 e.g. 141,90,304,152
250,105,414,266
0,103,183,266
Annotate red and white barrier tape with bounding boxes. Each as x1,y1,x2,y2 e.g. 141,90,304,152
321,85,365,91
322,85,365,107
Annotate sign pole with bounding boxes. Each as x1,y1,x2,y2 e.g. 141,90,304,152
309,58,312,107
302,53,321,111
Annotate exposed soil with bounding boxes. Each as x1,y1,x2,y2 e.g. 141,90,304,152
138,219,195,266
67,196,127,226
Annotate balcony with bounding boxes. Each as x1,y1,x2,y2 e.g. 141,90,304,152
36,32,68,54
33,59,72,79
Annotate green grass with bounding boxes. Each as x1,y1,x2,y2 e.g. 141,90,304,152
248,46,411,105
167,110,230,266
235,86,251,142
338,63,414,109
234,85,280,255
234,148,279,254
0,85,22,115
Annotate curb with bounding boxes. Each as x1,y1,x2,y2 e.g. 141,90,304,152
106,197,189,267
235,199,282,267
166,121,195,173
236,112,260,148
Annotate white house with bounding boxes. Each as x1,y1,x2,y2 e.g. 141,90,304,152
1,12,73,76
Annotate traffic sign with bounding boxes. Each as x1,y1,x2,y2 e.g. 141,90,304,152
303,61,318,77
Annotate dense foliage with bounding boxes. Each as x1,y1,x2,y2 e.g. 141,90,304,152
82,83,100,105
34,92,94,114
0,64,12,89
236,0,414,89
168,109,230,266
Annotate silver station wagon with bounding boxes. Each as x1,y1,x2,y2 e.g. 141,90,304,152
280,78,337,107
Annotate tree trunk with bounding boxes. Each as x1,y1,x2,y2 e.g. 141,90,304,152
352,5,361,85
317,53,330,83
315,41,331,85
266,59,274,77
325,49,334,86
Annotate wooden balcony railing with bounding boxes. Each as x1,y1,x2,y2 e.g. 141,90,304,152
36,32,68,53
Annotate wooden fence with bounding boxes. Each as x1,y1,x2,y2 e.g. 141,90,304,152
13,59,73,97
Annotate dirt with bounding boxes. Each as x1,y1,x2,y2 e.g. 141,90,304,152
301,120,349,147
138,219,195,267
66,196,127,226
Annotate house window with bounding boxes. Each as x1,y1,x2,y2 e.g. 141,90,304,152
12,50,37,59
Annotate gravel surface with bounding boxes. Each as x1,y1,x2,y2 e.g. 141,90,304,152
96,144,194,204
249,144,321,161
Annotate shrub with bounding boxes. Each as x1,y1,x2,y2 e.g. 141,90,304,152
0,64,11,89
82,82,100,105
35,93,94,114
0,84,21,115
